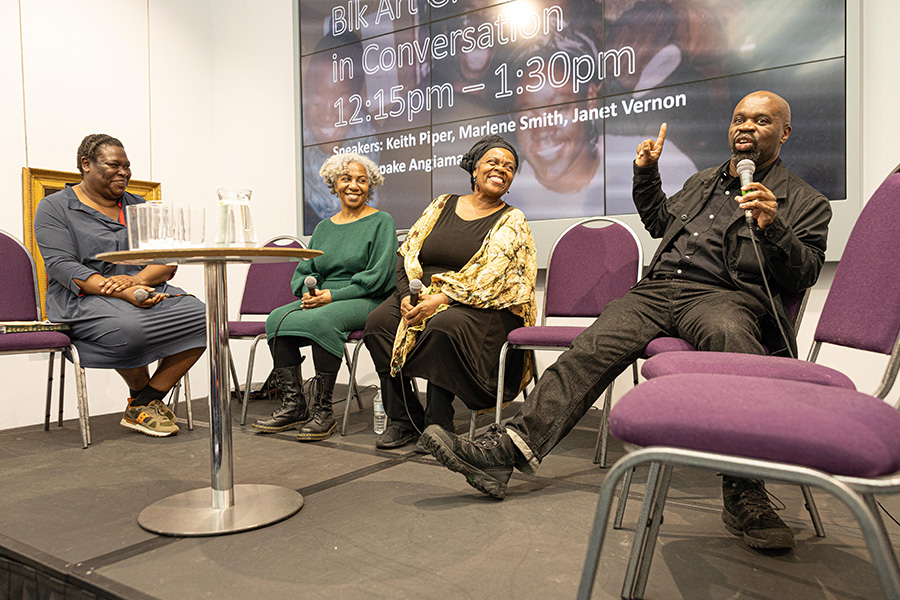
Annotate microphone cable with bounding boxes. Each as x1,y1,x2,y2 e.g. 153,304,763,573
745,222,796,360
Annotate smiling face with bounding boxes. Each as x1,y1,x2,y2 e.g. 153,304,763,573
472,147,516,200
514,82,599,188
728,92,791,170
335,162,370,211
81,144,131,201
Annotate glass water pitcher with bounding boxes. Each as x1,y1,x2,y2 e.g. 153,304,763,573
214,188,257,246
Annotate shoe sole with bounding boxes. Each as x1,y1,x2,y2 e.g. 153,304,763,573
296,423,336,442
120,417,178,437
421,430,507,500
251,418,310,433
722,509,795,549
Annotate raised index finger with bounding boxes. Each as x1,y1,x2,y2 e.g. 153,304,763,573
656,123,667,148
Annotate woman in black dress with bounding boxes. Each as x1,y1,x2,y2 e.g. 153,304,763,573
363,135,537,451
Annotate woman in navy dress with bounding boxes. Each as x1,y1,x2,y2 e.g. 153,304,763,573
34,134,206,438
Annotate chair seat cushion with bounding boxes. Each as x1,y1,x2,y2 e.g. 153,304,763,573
0,331,71,352
227,321,266,337
507,326,586,348
347,329,364,341
641,351,856,390
610,373,900,478
643,337,696,357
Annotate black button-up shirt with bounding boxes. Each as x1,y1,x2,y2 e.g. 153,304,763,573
651,162,773,286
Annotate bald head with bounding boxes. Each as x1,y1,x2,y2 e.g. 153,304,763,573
729,90,793,171
742,90,791,127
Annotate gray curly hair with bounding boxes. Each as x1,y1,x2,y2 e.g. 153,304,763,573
319,152,385,195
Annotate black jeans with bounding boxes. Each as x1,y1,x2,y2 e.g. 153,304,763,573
506,279,769,469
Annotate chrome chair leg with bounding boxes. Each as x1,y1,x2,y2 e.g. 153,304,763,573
67,346,90,448
622,462,667,599
227,345,242,401
343,345,364,410
44,352,55,431
578,453,638,599
170,378,181,418
632,464,673,600
593,383,614,467
239,334,266,426
614,467,636,529
802,484,826,537
183,371,194,430
57,353,66,426
341,341,366,435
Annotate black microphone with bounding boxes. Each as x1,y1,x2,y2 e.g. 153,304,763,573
736,159,756,225
408,278,423,306
134,288,169,302
305,275,318,296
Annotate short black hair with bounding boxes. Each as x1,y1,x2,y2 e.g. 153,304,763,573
76,134,124,175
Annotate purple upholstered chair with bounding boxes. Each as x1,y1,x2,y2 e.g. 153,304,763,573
642,164,900,399
0,230,89,447
579,373,900,600
232,236,307,425
486,217,643,467
613,165,900,538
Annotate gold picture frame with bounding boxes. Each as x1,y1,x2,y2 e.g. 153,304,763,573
22,167,162,318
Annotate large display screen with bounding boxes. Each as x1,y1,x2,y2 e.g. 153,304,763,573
298,0,846,236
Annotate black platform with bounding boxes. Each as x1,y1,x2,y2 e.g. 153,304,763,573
2,387,897,599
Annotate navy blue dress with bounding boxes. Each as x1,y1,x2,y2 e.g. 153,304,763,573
34,186,206,369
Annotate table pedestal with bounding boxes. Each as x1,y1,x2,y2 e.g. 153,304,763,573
138,483,303,536
96,255,315,536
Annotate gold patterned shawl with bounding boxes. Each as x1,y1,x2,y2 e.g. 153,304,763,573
389,194,537,393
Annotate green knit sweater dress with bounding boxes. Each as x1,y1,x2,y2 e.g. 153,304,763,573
265,210,397,357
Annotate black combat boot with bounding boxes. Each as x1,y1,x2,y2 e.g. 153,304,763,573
297,371,338,442
251,365,309,432
722,476,795,550
422,423,517,499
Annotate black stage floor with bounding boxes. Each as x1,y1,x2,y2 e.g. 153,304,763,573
2,386,898,599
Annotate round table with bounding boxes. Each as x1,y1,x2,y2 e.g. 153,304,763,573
98,246,322,536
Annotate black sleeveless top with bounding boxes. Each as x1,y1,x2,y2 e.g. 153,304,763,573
418,195,507,284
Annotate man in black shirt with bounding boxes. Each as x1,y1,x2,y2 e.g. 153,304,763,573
423,91,832,550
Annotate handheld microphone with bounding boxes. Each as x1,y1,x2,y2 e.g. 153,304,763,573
305,275,318,296
134,288,168,302
736,159,756,225
408,279,423,306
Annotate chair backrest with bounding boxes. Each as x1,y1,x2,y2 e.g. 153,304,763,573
815,167,900,355
542,217,643,324
0,230,42,321
237,235,307,317
812,165,900,398
784,287,811,330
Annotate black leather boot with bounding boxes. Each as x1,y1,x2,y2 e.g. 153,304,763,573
251,365,309,432
297,371,338,442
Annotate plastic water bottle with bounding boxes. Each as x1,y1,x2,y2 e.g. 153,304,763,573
372,390,387,434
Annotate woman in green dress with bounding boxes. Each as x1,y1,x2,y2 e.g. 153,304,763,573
252,153,396,441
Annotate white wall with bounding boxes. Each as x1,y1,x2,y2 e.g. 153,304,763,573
0,0,898,431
